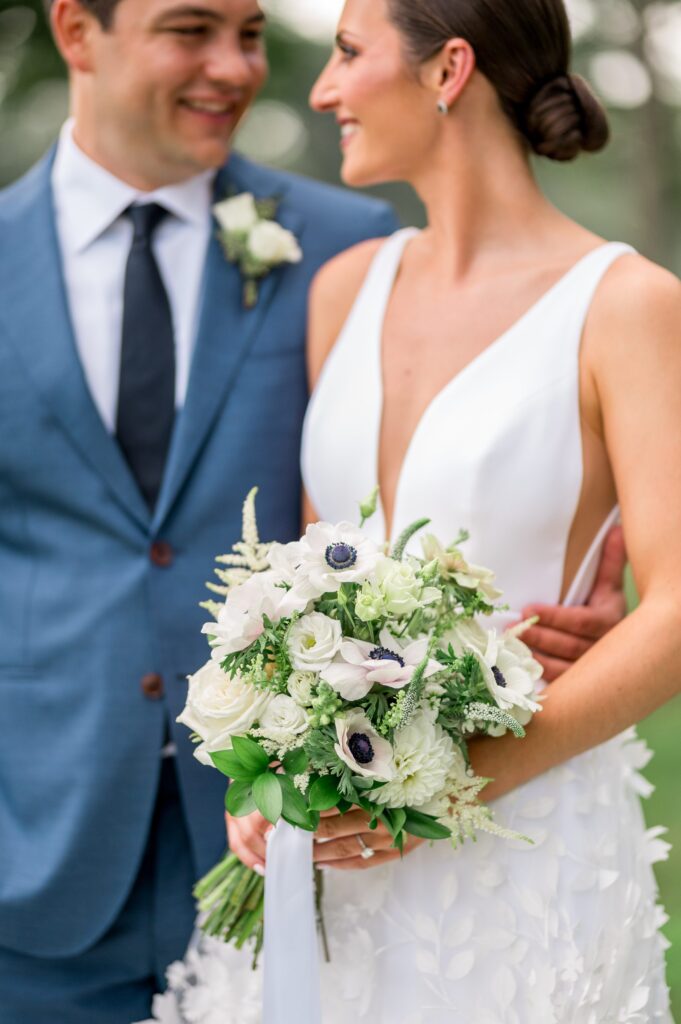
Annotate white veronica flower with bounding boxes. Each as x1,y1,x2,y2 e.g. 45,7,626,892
287,612,342,672
248,219,302,265
177,660,273,765
203,570,306,662
213,193,259,234
370,705,456,808
334,712,395,781
257,694,308,745
321,627,441,701
287,521,380,603
472,630,543,730
421,534,503,601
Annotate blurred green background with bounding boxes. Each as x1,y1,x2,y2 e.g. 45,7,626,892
1,0,679,1013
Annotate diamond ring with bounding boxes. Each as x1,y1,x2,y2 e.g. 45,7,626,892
356,834,375,860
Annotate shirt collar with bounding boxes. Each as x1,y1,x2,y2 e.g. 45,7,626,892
52,119,215,253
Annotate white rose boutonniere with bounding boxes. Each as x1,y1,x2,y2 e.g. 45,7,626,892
213,191,303,308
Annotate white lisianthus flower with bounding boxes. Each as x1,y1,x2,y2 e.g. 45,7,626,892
287,670,318,707
213,193,258,234
421,534,503,601
370,705,456,808
248,220,302,265
442,618,489,656
203,570,306,662
287,612,342,672
378,556,439,617
354,585,385,623
286,521,380,604
177,660,273,766
257,693,308,745
321,627,441,701
469,630,543,734
334,712,395,781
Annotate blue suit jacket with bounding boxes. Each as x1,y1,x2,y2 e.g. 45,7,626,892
0,150,398,958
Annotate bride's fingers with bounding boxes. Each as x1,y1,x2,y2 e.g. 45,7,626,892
315,809,387,841
313,830,394,865
226,810,269,873
321,835,424,871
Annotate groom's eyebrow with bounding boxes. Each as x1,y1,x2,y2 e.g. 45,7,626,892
155,6,267,24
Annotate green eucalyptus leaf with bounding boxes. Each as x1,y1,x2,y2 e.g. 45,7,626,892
225,780,256,817
253,772,284,824
309,775,342,812
210,750,260,781
404,809,452,841
278,775,316,831
282,747,309,776
232,736,271,773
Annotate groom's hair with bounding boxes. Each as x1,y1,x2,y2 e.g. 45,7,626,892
43,0,122,29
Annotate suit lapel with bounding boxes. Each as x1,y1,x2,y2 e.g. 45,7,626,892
153,157,305,529
1,156,150,530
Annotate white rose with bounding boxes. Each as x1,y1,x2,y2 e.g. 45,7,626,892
247,220,302,265
258,694,308,744
287,671,318,707
177,660,273,766
288,612,342,672
375,557,423,618
213,193,258,233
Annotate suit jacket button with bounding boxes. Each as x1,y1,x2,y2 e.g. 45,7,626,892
141,673,164,700
150,541,174,567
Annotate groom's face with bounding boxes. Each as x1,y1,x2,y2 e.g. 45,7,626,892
70,0,268,185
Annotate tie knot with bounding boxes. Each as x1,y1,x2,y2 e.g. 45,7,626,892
128,203,168,243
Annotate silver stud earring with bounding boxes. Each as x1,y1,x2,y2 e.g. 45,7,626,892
437,99,449,115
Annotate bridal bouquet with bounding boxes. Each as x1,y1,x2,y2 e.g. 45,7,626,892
179,488,543,963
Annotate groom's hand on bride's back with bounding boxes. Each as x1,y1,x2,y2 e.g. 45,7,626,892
518,525,628,681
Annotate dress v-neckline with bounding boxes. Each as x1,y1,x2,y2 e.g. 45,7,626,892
374,231,615,542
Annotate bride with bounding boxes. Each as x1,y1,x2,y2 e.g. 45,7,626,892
145,0,680,1020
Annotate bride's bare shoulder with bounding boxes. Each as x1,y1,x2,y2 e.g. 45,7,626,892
307,237,386,387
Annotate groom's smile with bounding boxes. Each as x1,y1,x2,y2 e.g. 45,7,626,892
51,0,268,189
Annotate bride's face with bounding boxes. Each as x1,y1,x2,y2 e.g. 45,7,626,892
310,0,440,187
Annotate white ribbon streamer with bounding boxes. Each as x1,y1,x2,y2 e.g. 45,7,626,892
263,821,322,1024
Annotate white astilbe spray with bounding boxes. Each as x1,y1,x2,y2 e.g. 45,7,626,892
201,488,272,618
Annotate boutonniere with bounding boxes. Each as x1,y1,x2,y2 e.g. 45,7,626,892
213,192,303,309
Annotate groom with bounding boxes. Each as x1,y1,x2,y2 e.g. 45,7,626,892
0,1,626,1022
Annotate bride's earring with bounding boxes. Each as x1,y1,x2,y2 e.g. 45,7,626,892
437,99,449,115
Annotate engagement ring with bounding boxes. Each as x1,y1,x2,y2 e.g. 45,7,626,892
356,835,375,860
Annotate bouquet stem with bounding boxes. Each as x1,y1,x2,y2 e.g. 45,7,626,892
194,853,331,968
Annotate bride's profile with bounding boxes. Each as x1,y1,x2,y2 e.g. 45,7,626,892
145,0,680,1020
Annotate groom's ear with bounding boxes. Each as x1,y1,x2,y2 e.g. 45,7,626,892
50,0,102,73
425,37,477,111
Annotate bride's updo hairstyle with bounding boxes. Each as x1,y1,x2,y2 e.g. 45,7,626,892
387,0,609,161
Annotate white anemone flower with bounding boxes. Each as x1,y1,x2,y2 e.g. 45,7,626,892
472,630,543,724
286,521,380,603
334,711,395,780
203,568,309,661
321,627,441,701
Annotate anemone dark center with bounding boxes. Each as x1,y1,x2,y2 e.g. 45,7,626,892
369,646,405,667
325,542,358,571
492,666,507,688
348,732,374,765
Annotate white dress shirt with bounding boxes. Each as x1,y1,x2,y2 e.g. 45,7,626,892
51,119,215,432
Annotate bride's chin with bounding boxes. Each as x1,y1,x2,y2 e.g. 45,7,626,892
339,159,386,190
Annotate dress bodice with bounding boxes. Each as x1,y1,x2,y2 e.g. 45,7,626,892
301,229,634,622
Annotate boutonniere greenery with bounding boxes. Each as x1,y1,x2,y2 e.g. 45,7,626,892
213,192,303,309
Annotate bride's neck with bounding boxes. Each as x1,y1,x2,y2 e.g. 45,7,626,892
410,126,560,279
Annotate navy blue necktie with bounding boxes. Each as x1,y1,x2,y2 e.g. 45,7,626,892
116,203,176,510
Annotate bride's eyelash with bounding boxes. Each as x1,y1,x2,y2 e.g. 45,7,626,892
337,40,360,61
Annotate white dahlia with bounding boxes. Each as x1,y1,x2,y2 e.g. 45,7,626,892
370,706,456,809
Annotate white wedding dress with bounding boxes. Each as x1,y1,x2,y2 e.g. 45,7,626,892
143,231,672,1024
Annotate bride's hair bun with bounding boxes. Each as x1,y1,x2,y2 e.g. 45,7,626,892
523,73,610,162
